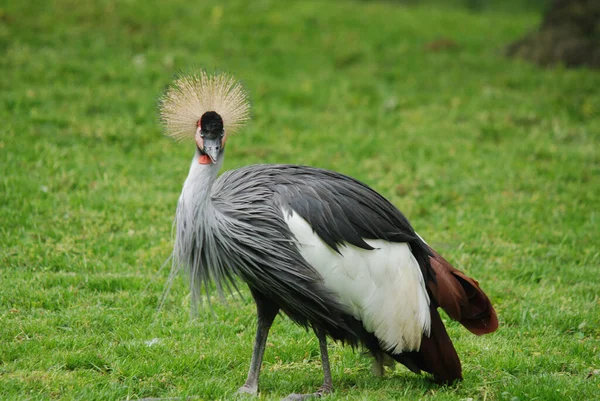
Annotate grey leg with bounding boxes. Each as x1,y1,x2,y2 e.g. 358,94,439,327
237,290,279,396
281,328,333,401
371,352,396,377
371,353,385,377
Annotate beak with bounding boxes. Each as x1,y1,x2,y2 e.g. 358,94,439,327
202,137,221,164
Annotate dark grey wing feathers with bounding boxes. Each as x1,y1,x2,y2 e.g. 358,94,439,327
272,165,423,251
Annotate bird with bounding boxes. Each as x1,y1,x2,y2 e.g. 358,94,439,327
160,71,498,400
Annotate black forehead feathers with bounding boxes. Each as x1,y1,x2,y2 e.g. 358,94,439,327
200,111,224,135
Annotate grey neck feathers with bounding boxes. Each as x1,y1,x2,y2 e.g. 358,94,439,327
181,151,223,207
172,151,228,312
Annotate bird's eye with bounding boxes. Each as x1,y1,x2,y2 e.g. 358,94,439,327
220,131,225,137
200,132,204,138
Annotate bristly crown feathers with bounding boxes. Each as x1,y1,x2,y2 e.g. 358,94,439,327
160,71,250,141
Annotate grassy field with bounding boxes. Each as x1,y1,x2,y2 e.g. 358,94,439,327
1,0,599,400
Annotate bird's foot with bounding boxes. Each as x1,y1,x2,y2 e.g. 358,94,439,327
236,384,258,397
281,384,332,401
371,357,384,377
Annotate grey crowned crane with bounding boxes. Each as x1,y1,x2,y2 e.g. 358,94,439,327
161,71,498,400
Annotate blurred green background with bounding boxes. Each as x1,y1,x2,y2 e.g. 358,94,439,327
1,0,598,400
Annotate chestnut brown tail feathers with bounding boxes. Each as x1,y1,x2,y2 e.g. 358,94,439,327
427,249,498,336
389,248,497,383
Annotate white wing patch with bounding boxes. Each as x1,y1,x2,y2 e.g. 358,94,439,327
284,209,431,353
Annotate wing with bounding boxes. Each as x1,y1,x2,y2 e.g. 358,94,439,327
273,166,418,250
210,163,433,309
269,165,434,280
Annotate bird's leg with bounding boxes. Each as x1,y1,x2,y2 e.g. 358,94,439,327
371,351,396,377
237,290,279,396
281,328,333,401
316,328,334,396
371,352,385,377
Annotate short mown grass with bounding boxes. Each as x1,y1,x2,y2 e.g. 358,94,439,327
1,0,599,400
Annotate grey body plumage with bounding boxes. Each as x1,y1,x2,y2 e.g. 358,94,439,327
173,158,431,336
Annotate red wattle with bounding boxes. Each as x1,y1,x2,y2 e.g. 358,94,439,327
198,154,211,164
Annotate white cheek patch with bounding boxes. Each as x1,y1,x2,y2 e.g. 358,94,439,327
284,209,431,353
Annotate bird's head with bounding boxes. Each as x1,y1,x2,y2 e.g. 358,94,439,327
160,71,250,165
196,111,225,164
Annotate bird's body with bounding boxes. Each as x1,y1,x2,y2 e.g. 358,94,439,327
177,162,432,350
175,161,496,384
161,72,498,399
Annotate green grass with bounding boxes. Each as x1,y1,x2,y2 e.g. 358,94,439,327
1,0,599,400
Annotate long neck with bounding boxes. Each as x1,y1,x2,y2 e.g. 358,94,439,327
181,149,224,208
173,150,225,312
175,148,225,264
